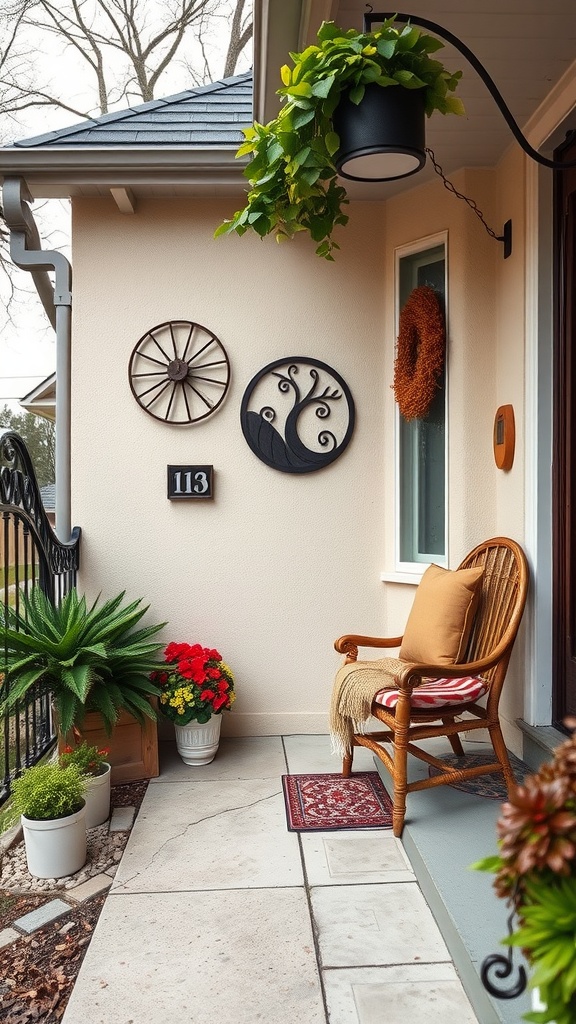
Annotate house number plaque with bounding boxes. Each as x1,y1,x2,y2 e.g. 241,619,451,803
167,465,213,500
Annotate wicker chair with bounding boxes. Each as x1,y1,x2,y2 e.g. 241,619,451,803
334,537,529,837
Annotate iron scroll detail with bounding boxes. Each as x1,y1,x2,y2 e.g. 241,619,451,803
479,905,528,1001
0,430,80,577
240,357,355,474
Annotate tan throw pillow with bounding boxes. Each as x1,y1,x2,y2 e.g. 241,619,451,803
399,563,483,666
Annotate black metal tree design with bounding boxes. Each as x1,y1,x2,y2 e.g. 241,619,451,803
240,358,355,473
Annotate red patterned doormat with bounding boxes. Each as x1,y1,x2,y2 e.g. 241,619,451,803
282,772,393,832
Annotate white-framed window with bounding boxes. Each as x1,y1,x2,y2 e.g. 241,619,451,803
395,234,448,572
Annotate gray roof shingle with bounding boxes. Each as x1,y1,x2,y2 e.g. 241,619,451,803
14,72,253,149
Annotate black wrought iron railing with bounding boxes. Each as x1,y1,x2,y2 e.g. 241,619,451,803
0,430,81,806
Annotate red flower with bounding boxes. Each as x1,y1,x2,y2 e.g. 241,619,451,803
213,694,228,711
207,667,221,680
217,680,229,692
200,689,216,701
207,648,221,661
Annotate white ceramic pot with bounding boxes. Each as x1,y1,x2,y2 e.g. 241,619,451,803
84,763,111,829
532,987,554,1022
21,802,87,879
174,716,222,765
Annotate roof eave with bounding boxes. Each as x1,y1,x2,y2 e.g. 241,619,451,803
0,147,249,198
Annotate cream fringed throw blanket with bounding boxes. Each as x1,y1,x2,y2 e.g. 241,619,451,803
330,657,406,756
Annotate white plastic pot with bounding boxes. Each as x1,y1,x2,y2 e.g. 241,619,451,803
21,803,87,879
84,763,111,829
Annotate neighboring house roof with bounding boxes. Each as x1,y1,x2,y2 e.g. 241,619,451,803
20,374,56,422
40,484,55,511
13,72,253,150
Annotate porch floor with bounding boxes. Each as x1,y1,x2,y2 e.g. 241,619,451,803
61,735,528,1024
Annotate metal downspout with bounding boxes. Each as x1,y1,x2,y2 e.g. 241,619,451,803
2,177,72,543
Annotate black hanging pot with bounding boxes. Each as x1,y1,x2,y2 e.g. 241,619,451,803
333,83,426,182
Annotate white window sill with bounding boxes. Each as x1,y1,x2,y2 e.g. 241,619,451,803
380,570,425,585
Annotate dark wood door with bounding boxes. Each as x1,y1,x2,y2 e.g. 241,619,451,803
553,132,576,723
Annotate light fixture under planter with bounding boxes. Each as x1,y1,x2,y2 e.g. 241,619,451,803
334,83,426,182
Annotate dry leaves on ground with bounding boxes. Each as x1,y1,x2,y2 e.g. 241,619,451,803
0,779,148,1023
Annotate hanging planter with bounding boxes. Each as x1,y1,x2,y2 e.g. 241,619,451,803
333,83,426,182
216,18,464,259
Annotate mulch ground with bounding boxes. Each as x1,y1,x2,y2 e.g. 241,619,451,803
0,780,148,1023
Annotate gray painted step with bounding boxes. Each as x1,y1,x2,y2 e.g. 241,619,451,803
373,742,531,1024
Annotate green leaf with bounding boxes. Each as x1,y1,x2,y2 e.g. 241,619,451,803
286,82,313,98
280,64,291,86
445,96,466,116
325,131,340,157
311,75,335,99
376,38,396,59
348,83,365,105
292,107,315,130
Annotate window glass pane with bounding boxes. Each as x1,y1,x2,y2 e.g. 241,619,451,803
398,245,446,563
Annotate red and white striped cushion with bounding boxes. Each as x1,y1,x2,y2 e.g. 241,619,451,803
374,676,488,710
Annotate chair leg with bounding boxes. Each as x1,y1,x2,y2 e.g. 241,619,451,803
489,721,516,796
342,750,353,778
442,719,465,756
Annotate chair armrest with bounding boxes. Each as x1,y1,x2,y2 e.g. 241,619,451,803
395,652,500,691
334,634,404,661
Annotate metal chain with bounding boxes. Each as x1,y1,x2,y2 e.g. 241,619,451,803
426,147,504,243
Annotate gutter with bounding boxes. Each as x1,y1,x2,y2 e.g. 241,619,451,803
2,177,72,543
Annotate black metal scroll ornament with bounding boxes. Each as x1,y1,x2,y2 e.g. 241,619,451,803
480,904,528,1001
240,358,355,474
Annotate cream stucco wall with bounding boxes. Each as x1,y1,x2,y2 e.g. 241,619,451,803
71,197,388,736
71,159,531,745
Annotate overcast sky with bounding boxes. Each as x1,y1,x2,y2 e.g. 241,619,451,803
0,2,252,411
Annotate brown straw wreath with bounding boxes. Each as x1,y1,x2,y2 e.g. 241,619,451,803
393,285,445,420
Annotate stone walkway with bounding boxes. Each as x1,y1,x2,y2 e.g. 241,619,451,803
58,736,479,1024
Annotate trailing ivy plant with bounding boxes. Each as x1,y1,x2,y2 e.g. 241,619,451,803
215,19,464,259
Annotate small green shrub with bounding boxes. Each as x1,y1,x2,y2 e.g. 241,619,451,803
11,761,86,820
59,741,109,777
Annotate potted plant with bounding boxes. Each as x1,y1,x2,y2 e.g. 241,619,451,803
11,760,87,879
215,18,464,259
0,586,166,783
60,741,111,829
474,721,576,1024
152,642,235,765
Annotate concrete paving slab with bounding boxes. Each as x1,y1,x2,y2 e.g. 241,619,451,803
311,882,450,967
108,806,135,832
283,734,376,775
301,830,414,886
61,889,325,1024
153,735,287,782
0,927,19,948
323,964,478,1023
112,778,302,893
14,898,72,934
66,874,112,903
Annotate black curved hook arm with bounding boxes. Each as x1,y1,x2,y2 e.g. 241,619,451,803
364,10,576,170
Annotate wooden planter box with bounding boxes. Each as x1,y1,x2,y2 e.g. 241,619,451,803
59,708,159,785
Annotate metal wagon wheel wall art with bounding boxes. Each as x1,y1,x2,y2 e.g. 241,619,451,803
128,320,231,424
240,357,355,473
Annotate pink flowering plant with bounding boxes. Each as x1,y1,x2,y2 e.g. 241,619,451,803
153,643,235,725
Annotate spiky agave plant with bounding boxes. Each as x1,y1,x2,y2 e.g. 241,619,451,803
0,587,166,735
474,720,576,1024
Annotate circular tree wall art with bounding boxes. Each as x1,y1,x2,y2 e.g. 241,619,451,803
128,320,230,424
240,357,355,473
